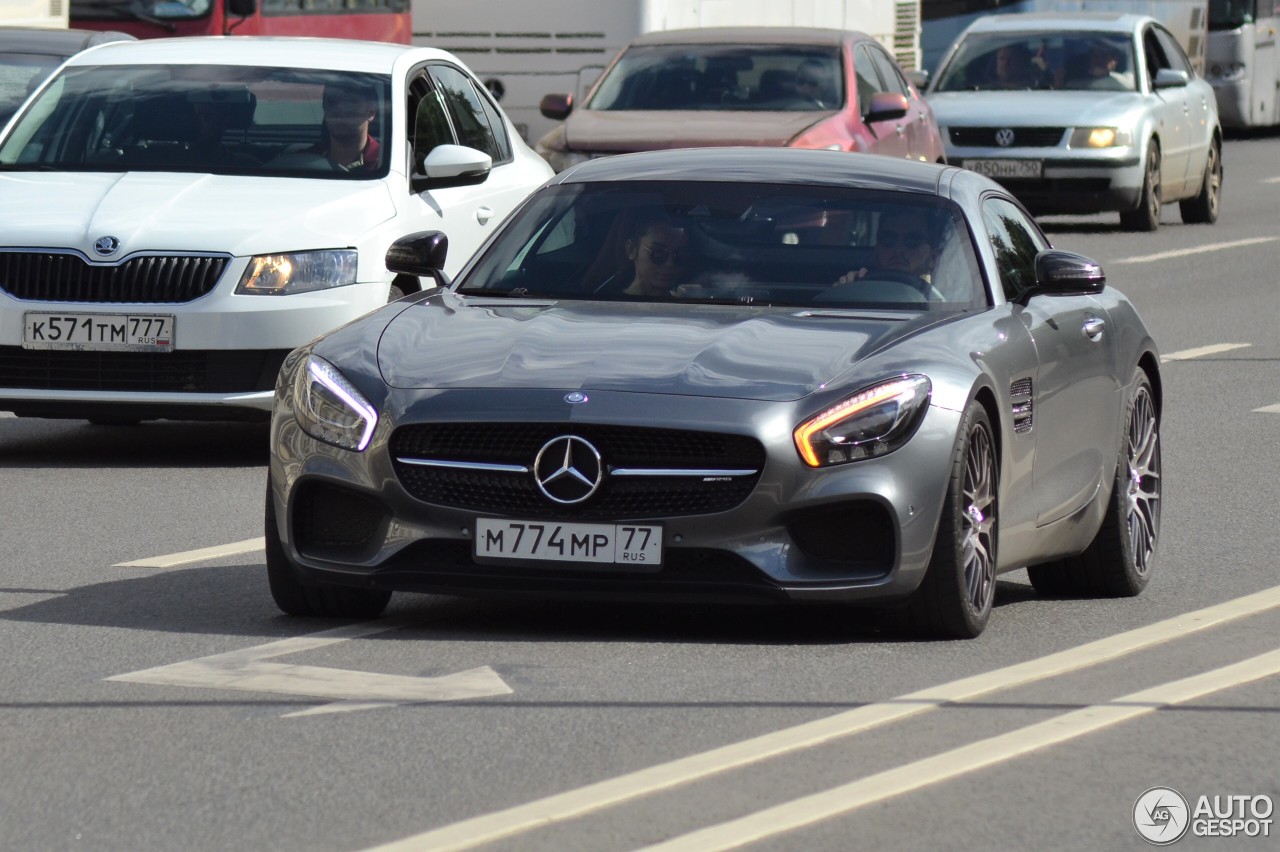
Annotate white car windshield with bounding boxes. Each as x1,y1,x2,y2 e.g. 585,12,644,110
0,63,392,178
933,32,1136,93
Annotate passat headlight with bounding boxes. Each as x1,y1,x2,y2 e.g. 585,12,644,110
794,375,931,467
236,249,358,295
1068,127,1132,148
292,355,378,451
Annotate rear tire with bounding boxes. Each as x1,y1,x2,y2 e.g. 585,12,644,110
265,479,391,618
1119,143,1161,232
1179,139,1222,224
904,401,998,639
1027,372,1160,597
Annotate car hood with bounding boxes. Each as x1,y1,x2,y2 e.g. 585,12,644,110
563,109,828,151
375,293,946,402
0,171,396,256
927,90,1139,125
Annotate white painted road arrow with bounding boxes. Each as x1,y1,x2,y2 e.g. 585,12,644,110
107,620,512,716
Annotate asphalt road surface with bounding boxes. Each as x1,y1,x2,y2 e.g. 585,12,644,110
2,130,1278,852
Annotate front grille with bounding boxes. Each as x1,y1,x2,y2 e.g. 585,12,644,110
0,251,229,303
949,127,1065,148
0,346,288,392
391,423,765,519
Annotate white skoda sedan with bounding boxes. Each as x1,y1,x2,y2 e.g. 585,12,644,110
0,37,552,422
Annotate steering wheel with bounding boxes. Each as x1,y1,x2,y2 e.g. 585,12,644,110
860,270,946,303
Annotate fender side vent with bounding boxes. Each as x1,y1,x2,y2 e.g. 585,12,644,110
1011,377,1034,434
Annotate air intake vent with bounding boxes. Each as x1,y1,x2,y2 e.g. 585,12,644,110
1011,377,1033,434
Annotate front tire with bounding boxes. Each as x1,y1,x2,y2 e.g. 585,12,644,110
1179,138,1222,224
1027,372,1161,597
1119,143,1161,232
905,401,998,639
265,479,391,618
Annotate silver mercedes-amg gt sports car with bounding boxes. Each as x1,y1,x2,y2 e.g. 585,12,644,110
266,147,1163,638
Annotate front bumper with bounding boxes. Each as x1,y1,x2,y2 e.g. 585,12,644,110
944,141,1144,214
268,385,964,605
0,278,390,418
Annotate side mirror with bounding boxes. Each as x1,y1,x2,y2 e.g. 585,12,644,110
226,0,256,16
386,231,448,282
904,69,930,91
411,144,492,192
1153,68,1189,90
540,92,574,121
864,92,909,122
1034,249,1105,295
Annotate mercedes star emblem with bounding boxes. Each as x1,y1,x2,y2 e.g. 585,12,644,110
533,435,603,504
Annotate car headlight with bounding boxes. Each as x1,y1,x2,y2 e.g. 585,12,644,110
292,354,378,451
236,249,358,295
1068,127,1132,148
794,375,931,467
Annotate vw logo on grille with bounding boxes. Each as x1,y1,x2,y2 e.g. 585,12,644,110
564,392,588,404
93,236,121,257
995,128,1016,147
534,435,603,504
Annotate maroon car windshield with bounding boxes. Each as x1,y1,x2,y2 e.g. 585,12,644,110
587,44,844,112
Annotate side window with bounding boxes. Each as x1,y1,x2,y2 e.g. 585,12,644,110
1143,28,1171,82
980,197,1048,301
1153,26,1192,75
408,72,455,172
853,45,881,117
868,46,910,98
427,65,503,162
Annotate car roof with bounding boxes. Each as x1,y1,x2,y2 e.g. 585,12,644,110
56,35,456,72
0,27,135,56
628,27,862,48
962,12,1151,35
554,147,955,194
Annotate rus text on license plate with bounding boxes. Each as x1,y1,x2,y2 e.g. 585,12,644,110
23,312,175,352
475,519,663,567
961,159,1043,179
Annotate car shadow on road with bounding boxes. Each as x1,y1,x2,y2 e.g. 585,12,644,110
0,561,1037,646
0,418,269,468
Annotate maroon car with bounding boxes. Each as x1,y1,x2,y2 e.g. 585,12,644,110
535,26,945,172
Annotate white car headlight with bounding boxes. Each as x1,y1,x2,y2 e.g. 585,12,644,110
293,354,378,451
794,375,932,468
1068,127,1132,148
236,249,358,295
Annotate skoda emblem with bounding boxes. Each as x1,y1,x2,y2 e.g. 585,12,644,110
995,128,1016,147
534,435,603,504
93,236,121,257
564,392,588,404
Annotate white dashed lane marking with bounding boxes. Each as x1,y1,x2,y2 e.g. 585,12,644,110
1160,343,1251,362
1114,236,1277,264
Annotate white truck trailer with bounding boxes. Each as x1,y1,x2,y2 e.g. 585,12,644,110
413,0,922,142
2,0,70,28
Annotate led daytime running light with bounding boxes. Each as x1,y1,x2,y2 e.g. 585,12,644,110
306,358,378,451
794,376,928,467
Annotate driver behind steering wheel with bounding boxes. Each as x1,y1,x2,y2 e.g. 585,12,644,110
835,208,938,289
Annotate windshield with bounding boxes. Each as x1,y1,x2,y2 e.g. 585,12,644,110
0,54,64,125
71,0,212,22
933,31,1136,92
1208,0,1257,30
587,44,844,112
456,181,986,311
0,64,392,179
